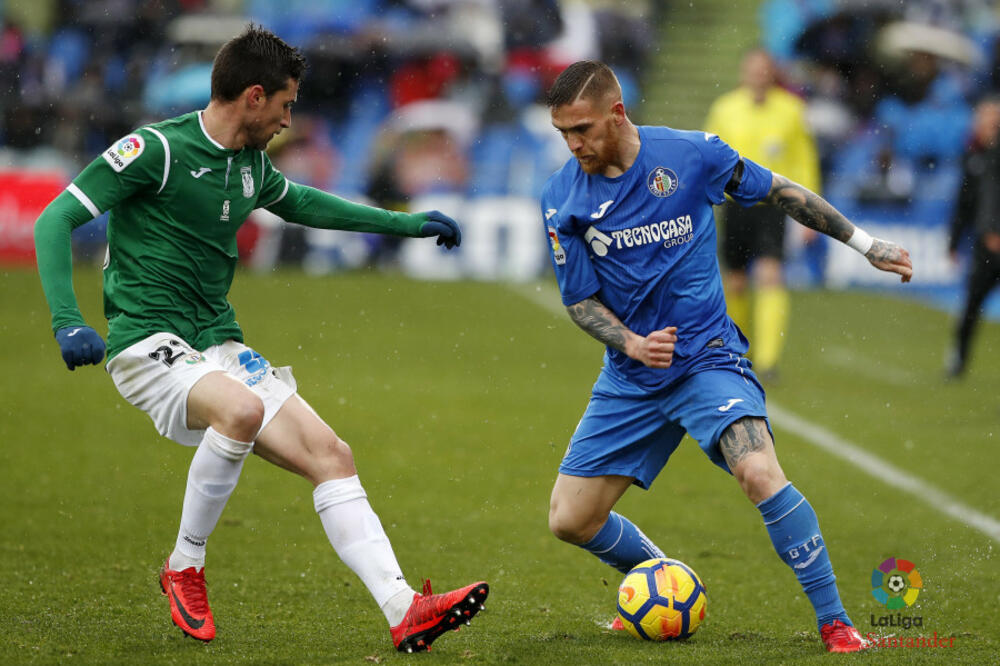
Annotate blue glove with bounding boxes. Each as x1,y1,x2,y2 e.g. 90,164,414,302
419,210,462,249
55,326,106,371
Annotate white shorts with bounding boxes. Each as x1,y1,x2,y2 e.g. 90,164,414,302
107,333,297,447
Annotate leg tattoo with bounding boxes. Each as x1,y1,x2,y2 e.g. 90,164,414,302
718,417,770,469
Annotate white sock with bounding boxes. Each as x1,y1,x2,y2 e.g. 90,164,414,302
168,427,253,571
313,475,415,625
382,589,417,626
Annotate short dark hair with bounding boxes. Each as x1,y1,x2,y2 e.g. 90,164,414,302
545,60,621,108
211,24,306,101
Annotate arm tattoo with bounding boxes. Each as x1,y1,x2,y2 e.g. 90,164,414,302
866,238,895,263
718,417,771,469
764,174,855,242
566,295,629,352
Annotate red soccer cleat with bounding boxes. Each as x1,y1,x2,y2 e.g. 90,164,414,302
390,579,489,653
158,560,216,642
820,619,869,653
610,616,625,631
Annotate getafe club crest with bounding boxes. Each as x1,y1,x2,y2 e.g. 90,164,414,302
647,166,678,198
241,166,254,198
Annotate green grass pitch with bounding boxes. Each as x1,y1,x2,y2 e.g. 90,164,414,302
2,266,997,664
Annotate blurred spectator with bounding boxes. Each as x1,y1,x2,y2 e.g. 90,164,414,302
790,6,897,119
389,52,465,108
366,99,471,266
1,0,657,278
875,23,976,160
0,17,27,145
247,115,346,271
0,18,25,91
759,0,835,63
946,97,1000,379
499,0,563,52
844,24,975,207
800,63,856,173
705,48,821,382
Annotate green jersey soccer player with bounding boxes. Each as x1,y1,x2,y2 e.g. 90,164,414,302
34,25,487,652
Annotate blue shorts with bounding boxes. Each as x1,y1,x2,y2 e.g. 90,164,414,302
559,350,771,489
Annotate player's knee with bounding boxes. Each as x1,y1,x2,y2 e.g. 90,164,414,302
548,505,598,545
310,429,356,479
734,458,786,504
216,394,265,441
548,511,580,543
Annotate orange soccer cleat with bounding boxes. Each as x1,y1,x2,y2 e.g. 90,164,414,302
158,560,216,642
390,579,489,653
820,619,869,653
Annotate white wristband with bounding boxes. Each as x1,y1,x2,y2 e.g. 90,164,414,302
846,228,873,255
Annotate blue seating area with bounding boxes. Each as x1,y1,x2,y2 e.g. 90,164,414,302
0,0,647,201
468,124,552,200
757,1,1000,319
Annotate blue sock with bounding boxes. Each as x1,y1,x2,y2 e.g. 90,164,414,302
757,483,850,631
578,512,665,574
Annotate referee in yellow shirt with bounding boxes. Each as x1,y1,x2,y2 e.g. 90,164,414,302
705,48,821,382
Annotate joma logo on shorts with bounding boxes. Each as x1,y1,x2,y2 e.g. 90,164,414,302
585,214,694,256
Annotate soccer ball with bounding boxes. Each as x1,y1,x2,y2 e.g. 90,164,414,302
887,574,906,593
616,558,707,641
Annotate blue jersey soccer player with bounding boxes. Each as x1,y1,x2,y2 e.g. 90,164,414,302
540,61,912,653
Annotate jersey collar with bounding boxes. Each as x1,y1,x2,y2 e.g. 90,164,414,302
197,110,237,153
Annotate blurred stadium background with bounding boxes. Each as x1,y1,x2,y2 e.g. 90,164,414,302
1,0,998,312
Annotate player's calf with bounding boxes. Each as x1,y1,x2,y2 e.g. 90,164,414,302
571,512,665,574
757,483,853,642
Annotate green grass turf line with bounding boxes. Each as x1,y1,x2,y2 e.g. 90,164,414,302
0,267,996,663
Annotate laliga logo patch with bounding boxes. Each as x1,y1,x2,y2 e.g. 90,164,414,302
547,226,566,265
647,166,678,198
116,136,143,158
102,134,145,172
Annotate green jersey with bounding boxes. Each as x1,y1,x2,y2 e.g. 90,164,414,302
36,110,431,359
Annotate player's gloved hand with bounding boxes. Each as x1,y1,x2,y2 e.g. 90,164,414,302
419,210,462,249
55,326,106,371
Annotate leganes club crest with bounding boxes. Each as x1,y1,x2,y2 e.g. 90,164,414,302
241,166,254,198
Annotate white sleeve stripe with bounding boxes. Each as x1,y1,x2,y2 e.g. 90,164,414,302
142,126,171,194
261,178,289,208
66,183,101,218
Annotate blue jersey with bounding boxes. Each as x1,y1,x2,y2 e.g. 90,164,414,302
541,126,773,391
